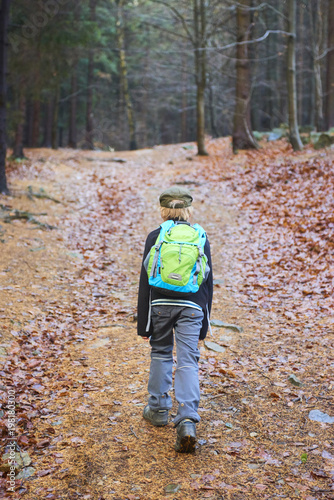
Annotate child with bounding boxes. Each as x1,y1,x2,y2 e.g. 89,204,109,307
137,186,213,453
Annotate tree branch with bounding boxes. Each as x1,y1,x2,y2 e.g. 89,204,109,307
151,0,195,45
224,1,287,20
207,29,293,52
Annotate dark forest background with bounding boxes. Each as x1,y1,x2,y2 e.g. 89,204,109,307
2,0,334,156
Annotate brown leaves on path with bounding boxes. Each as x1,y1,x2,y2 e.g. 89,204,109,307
0,142,333,499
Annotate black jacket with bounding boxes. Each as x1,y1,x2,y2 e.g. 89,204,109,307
137,224,213,340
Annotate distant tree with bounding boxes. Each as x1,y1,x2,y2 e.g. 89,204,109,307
193,0,208,155
116,0,137,150
287,0,303,150
0,0,10,193
84,0,97,149
232,0,258,152
326,0,334,129
12,92,26,158
68,63,78,148
309,0,325,131
151,0,210,155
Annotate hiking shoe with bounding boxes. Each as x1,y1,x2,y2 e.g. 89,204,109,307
143,405,169,427
175,419,196,453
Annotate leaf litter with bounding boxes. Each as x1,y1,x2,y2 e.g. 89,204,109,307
0,140,333,499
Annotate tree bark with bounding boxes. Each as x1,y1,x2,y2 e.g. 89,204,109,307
232,0,258,152
326,0,334,129
43,99,53,148
51,86,60,149
84,0,97,149
0,0,10,194
194,0,208,155
32,100,41,147
181,52,188,143
309,1,325,131
13,94,26,159
208,74,218,138
116,0,137,150
297,3,304,126
287,0,303,150
68,65,78,148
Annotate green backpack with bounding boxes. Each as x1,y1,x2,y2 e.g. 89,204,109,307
144,220,209,296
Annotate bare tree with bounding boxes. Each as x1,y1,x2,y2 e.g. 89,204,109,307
68,64,78,148
326,0,334,129
232,0,258,152
84,0,97,149
116,0,137,150
194,0,208,155
287,0,303,150
309,0,325,131
151,0,209,155
0,0,10,193
13,92,26,158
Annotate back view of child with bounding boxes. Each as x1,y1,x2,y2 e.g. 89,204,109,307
137,186,213,453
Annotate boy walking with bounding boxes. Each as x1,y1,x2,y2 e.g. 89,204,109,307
137,186,213,453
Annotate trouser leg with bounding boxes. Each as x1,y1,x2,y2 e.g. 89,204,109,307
147,306,174,411
173,308,203,426
148,344,173,410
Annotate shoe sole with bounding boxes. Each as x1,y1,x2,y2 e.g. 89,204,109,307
176,435,196,453
143,414,168,427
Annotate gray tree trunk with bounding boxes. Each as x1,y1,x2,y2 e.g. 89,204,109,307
232,0,258,152
51,86,60,149
13,93,26,159
116,0,137,150
194,0,208,155
68,65,78,148
310,1,325,131
326,0,334,129
287,0,303,150
0,0,10,194
84,0,97,149
32,99,41,147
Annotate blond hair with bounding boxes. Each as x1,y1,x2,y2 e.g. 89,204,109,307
160,204,193,222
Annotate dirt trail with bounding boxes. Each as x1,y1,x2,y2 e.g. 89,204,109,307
1,142,333,500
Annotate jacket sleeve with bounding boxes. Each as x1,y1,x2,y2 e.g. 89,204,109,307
199,238,213,340
137,230,159,336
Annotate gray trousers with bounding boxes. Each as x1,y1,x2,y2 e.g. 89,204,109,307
147,305,204,426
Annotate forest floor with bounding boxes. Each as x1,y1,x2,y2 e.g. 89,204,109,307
0,138,333,500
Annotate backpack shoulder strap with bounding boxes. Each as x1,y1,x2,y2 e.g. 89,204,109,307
192,223,207,247
159,220,175,240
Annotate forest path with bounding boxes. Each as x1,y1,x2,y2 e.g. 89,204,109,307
1,140,333,500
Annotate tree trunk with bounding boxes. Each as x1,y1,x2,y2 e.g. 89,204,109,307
43,99,53,148
181,53,188,143
314,57,324,131
0,0,10,194
194,0,208,155
232,0,258,152
297,3,304,126
116,0,137,150
13,94,26,159
84,0,97,149
32,99,41,147
310,1,325,131
26,100,34,147
208,73,218,138
68,65,78,148
52,86,60,149
85,52,94,148
326,0,334,129
287,0,303,150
